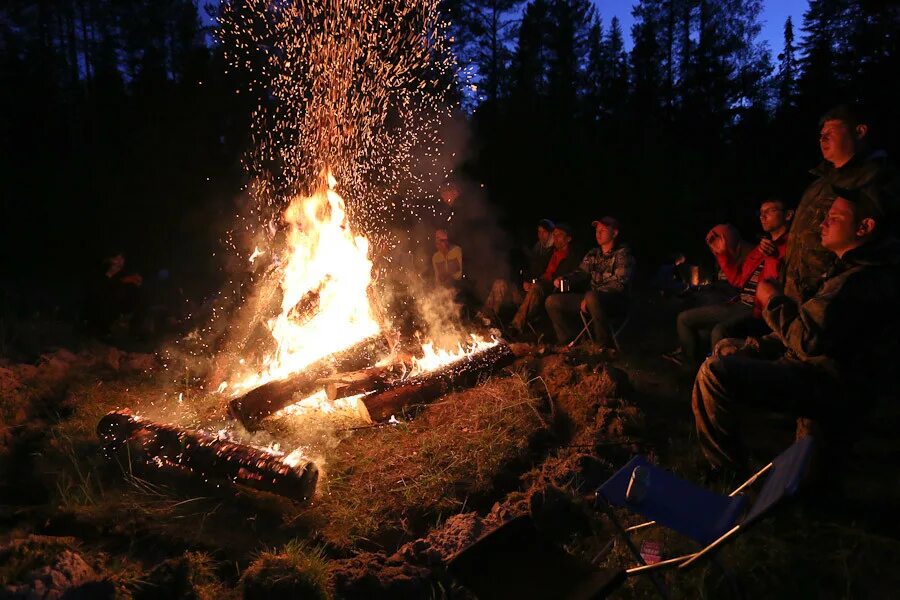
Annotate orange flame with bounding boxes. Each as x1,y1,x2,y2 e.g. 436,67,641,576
233,171,379,393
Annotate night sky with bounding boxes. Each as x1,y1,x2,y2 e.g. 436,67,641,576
596,0,808,51
201,1,810,54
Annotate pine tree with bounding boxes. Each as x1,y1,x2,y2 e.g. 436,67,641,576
545,0,595,116
776,16,798,114
604,16,629,118
446,0,526,108
512,0,552,102
798,0,851,110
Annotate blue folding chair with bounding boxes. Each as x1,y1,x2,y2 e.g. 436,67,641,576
594,436,815,594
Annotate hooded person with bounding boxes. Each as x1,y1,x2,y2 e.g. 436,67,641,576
691,184,900,471
665,222,761,368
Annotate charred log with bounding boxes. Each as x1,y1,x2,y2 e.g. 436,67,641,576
97,409,318,503
357,342,515,423
318,365,398,401
228,334,389,428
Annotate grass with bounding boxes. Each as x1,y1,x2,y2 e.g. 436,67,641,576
7,310,899,598
308,373,547,548
241,539,331,600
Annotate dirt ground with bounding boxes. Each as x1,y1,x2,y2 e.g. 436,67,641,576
1,292,899,599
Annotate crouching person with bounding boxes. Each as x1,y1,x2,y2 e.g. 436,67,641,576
692,188,900,471
546,217,635,349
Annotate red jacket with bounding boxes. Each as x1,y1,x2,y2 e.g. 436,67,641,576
716,233,789,317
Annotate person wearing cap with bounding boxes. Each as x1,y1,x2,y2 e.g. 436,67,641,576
479,218,560,326
692,186,900,470
784,104,899,305
546,217,636,348
508,222,580,333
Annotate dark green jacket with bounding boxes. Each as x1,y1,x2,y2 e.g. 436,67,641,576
784,150,899,303
765,237,900,394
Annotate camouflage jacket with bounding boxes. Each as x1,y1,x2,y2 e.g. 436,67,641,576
568,244,636,294
765,237,900,393
784,150,899,303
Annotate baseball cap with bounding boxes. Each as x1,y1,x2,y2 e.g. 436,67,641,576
591,216,621,230
537,218,555,232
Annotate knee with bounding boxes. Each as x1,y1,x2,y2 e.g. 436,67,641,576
545,294,562,312
584,291,601,312
696,355,734,392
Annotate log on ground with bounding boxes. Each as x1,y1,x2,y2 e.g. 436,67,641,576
97,409,319,503
357,342,515,423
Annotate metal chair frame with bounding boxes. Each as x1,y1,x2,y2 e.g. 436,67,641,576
568,309,631,351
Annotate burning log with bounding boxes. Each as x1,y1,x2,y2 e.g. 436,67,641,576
228,334,389,428
318,365,396,401
356,342,515,423
97,409,318,503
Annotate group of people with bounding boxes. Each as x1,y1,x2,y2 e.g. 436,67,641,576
687,104,900,473
435,104,900,475
471,216,636,351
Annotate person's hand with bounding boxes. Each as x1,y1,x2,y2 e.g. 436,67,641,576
714,338,744,358
523,281,533,292
553,277,562,290
714,337,761,358
580,297,588,313
758,238,777,257
756,278,782,307
121,273,143,286
706,231,727,255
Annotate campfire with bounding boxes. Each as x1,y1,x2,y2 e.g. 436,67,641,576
99,172,513,503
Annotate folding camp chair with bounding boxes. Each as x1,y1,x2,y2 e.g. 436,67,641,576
447,514,626,599
568,310,631,351
594,436,815,595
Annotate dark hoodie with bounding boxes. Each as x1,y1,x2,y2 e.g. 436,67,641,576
784,150,900,303
765,236,900,394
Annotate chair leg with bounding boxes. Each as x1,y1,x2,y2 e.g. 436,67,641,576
568,312,594,348
597,498,671,599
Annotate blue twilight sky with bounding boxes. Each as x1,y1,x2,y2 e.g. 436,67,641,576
595,0,808,52
203,0,810,59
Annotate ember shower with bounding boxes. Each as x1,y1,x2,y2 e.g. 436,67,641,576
217,0,455,221
213,0,460,391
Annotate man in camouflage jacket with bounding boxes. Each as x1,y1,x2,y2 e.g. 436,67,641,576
546,217,636,347
692,188,900,469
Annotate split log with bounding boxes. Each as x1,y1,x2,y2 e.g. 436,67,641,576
228,334,389,428
97,409,318,503
357,342,515,423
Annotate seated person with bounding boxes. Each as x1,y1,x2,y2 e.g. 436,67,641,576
507,223,580,333
546,217,635,348
84,252,144,338
481,219,556,322
669,200,793,367
432,228,463,287
692,187,900,471
653,252,690,296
